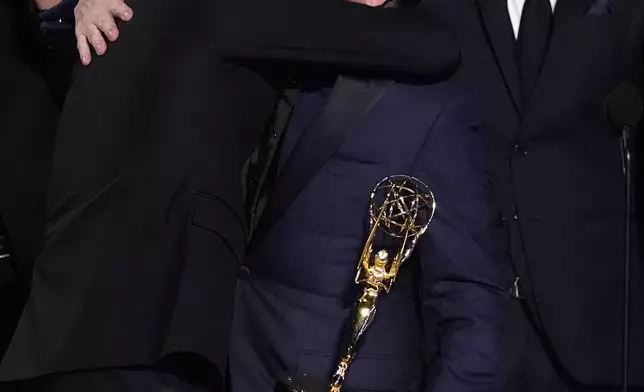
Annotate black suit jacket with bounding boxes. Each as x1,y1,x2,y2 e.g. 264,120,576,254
0,0,460,386
0,0,59,361
420,0,644,386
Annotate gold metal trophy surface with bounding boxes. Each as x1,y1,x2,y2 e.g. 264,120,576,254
275,175,435,392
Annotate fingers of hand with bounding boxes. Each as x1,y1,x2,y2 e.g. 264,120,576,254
86,24,108,55
76,34,92,65
112,2,133,21
98,18,119,42
74,0,133,65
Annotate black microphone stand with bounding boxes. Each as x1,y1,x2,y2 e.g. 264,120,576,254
605,82,642,392
621,124,634,392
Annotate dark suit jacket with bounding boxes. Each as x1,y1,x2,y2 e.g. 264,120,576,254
0,0,461,387
418,0,644,386
231,79,509,392
0,0,59,361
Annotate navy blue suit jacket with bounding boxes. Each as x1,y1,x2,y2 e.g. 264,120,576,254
230,77,510,392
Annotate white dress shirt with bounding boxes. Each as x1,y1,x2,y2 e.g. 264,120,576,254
507,0,558,38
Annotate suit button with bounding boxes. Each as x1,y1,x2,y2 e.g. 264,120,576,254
514,144,528,157
513,213,519,220
238,266,252,280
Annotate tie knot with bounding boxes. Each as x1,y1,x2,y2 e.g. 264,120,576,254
522,0,553,18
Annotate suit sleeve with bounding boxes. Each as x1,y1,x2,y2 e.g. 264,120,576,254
412,98,511,391
210,0,461,77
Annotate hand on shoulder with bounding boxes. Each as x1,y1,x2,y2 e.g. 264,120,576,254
74,0,133,65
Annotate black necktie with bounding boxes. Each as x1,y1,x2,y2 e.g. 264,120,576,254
516,0,553,107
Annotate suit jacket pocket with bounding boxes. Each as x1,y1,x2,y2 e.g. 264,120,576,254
585,0,613,16
296,350,420,392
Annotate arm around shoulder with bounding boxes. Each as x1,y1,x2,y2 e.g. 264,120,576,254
210,0,461,77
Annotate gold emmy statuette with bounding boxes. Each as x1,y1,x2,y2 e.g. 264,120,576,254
274,175,435,392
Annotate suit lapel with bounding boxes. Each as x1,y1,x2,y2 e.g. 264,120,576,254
548,0,596,55
249,76,393,249
476,0,523,115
